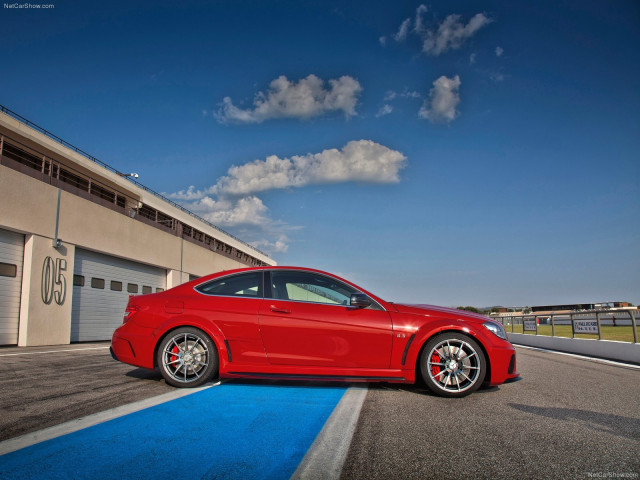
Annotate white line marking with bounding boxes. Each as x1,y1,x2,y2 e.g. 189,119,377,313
0,381,220,456
291,386,368,480
0,347,110,357
515,344,640,370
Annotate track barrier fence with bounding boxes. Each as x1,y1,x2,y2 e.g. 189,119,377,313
492,309,639,344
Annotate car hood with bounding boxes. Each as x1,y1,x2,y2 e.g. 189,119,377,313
391,303,491,323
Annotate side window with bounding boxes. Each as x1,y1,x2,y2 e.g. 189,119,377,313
269,271,357,305
195,272,263,298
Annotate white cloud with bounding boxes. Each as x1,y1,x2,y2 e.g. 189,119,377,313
376,104,393,117
379,36,387,46
169,141,407,255
185,195,270,227
214,140,406,196
384,89,420,102
469,53,477,64
382,8,491,59
379,89,421,118
414,4,428,33
387,5,427,43
495,46,504,57
170,140,407,200
215,74,362,124
422,13,492,56
250,236,290,254
394,18,412,42
401,89,421,99
489,72,505,82
179,194,296,255
171,186,205,201
419,75,461,124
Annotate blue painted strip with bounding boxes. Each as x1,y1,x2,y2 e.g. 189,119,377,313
0,382,346,480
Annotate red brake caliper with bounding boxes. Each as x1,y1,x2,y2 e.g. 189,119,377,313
430,351,441,377
171,346,179,371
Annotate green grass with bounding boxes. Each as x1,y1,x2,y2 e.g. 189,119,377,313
505,324,639,343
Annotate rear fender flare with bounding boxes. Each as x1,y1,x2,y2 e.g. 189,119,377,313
152,315,228,369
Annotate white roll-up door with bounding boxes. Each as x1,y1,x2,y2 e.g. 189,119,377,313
0,229,24,345
71,248,166,342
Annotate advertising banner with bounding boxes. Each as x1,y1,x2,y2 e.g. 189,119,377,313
523,318,537,332
573,319,599,334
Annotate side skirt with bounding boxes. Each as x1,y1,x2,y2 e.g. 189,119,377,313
225,372,406,382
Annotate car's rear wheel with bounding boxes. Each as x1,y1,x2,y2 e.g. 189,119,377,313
157,327,218,388
419,333,486,398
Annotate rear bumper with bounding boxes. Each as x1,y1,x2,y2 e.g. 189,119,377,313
111,327,155,369
110,331,137,365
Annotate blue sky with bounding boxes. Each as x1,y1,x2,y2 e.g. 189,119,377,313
2,0,638,307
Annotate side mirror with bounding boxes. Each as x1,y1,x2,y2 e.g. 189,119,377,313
350,293,371,308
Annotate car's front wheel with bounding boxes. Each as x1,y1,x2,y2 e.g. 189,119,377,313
157,327,218,388
419,333,486,398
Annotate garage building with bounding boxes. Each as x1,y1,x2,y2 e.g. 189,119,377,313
0,106,275,346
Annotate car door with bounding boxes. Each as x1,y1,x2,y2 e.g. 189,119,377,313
258,270,393,368
192,271,268,365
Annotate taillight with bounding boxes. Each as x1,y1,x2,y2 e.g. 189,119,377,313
123,305,139,324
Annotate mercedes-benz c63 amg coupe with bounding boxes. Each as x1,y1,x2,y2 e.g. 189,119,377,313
111,266,519,397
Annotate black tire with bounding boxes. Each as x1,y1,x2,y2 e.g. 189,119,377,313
157,327,218,388
419,332,486,398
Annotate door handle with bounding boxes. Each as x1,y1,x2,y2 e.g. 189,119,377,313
270,305,290,314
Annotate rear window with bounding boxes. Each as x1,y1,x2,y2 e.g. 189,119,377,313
195,272,263,298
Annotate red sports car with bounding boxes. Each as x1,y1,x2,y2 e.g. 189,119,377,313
111,266,519,397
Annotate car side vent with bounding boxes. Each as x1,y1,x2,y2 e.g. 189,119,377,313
508,354,516,374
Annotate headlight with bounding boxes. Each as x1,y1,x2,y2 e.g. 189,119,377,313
483,322,507,340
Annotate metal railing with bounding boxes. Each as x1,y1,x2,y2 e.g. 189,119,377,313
0,104,266,256
493,309,639,343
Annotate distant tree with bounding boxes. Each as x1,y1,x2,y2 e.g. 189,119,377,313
523,307,531,314
457,306,481,314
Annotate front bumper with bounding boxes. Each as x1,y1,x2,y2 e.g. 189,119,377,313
488,343,520,386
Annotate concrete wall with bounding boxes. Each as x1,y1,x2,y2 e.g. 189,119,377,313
0,165,259,346
0,111,272,266
508,333,640,364
0,109,275,346
18,235,75,346
0,164,250,277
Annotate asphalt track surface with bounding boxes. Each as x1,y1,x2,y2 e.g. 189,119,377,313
0,343,638,479
341,347,640,480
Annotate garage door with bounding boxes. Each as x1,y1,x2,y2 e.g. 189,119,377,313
71,249,167,342
0,229,24,345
